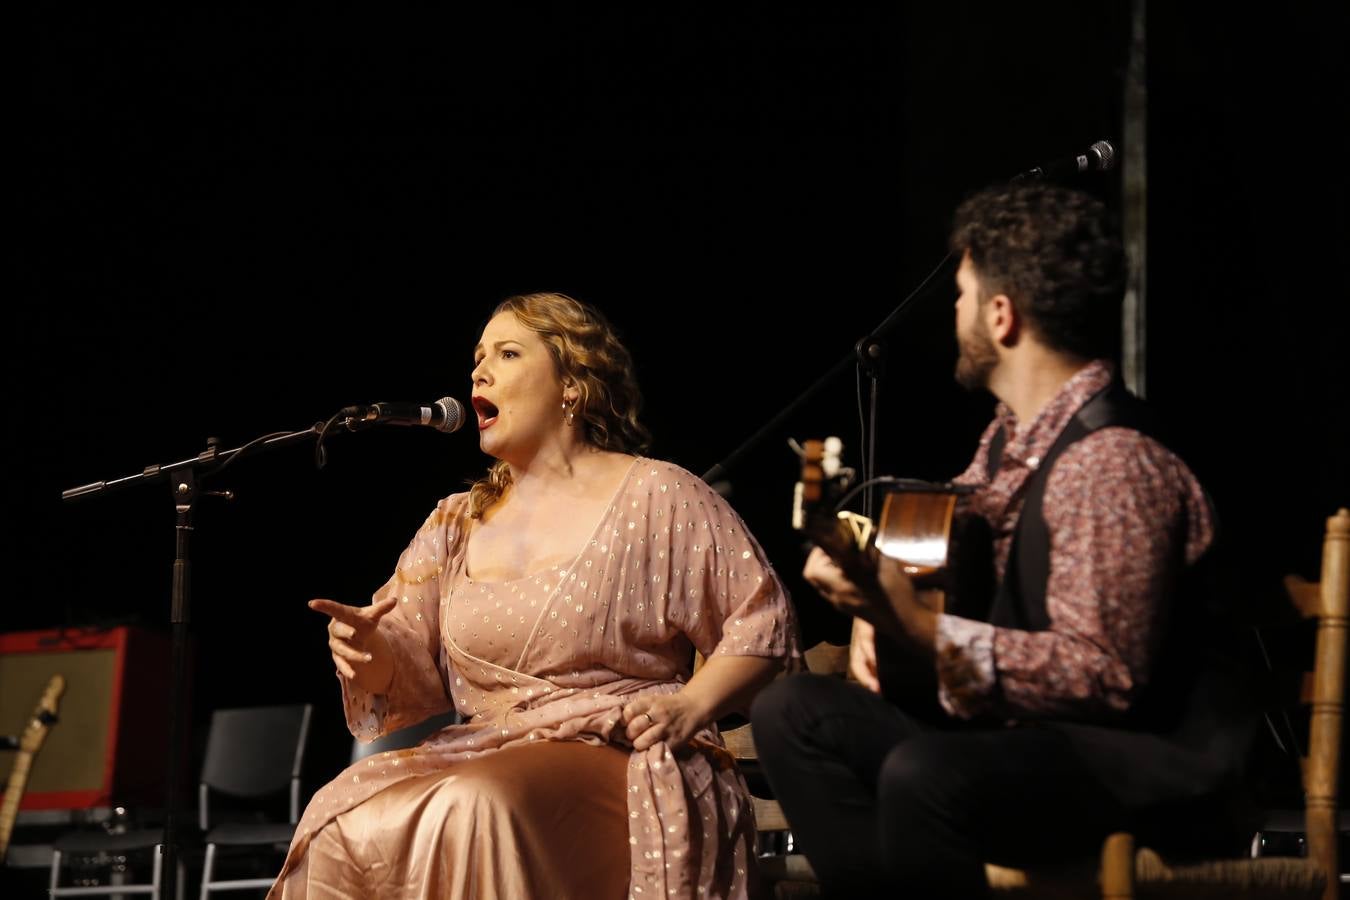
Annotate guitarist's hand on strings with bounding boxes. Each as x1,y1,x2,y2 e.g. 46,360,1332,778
804,548,938,656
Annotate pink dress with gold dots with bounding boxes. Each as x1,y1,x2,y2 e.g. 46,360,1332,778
270,458,799,899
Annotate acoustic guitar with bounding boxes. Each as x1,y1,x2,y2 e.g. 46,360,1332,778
792,439,990,714
0,674,66,862
792,437,975,603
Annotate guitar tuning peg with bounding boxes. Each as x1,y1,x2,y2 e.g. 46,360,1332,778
822,436,844,477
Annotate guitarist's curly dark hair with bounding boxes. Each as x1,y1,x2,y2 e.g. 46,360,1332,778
949,183,1124,362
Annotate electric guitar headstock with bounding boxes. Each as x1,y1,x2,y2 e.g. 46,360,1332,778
17,675,65,755
0,674,66,861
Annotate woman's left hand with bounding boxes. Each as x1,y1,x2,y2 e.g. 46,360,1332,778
622,693,704,752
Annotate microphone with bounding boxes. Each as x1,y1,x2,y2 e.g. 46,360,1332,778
340,397,467,433
1012,139,1117,182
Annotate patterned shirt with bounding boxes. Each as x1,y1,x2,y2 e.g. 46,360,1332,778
935,360,1215,721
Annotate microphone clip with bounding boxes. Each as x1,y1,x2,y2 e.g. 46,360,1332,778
337,405,379,431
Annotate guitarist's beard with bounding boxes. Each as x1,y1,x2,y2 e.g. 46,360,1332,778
955,313,998,391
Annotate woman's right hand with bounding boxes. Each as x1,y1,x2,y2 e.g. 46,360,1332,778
309,596,398,694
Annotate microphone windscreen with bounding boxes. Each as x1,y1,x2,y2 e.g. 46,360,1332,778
436,397,467,433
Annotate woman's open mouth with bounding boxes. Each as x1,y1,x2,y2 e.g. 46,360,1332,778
471,396,499,430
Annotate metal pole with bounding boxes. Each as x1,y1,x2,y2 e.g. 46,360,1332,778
1122,0,1149,397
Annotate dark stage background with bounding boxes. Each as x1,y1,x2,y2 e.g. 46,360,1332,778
15,5,1348,802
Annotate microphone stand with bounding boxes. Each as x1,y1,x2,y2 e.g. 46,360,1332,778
62,423,333,900
702,250,954,520
855,335,885,522
702,141,1117,505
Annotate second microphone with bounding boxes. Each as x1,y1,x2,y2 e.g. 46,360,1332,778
340,397,467,433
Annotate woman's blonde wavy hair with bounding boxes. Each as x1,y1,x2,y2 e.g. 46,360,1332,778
467,292,651,518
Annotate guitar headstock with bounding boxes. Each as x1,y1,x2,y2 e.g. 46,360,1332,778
19,675,65,754
792,437,848,532
792,437,877,583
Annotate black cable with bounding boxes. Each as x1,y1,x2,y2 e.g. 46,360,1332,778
830,476,973,515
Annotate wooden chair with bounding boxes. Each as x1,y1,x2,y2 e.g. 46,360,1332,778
1119,506,1345,898
987,507,1347,899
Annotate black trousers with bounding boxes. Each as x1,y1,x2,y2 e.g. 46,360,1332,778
750,674,1128,899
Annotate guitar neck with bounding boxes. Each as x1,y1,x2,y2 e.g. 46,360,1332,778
0,674,64,863
0,751,34,861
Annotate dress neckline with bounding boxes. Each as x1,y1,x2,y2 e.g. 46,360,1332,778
460,456,642,586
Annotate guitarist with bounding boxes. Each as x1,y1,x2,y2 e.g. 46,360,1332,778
751,182,1256,898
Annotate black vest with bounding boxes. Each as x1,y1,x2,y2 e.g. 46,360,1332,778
979,381,1257,811
985,381,1157,634
985,382,1201,733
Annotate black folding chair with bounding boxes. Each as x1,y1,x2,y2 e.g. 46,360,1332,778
48,704,312,900
198,704,312,898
